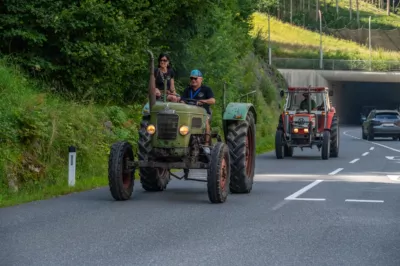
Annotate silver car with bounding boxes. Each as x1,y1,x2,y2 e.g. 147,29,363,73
361,109,400,141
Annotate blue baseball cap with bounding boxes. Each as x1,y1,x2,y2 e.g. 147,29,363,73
190,69,203,78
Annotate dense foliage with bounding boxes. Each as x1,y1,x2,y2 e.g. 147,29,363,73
0,0,268,103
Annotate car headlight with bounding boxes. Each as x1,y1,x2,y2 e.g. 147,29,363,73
146,124,156,135
304,128,309,133
293,128,299,133
179,125,189,135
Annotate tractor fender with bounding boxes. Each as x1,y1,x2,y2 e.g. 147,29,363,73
222,102,257,140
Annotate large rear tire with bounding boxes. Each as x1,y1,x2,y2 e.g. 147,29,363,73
108,141,135,201
330,115,339,158
321,130,331,160
275,130,284,159
207,142,230,204
138,119,170,192
226,111,256,194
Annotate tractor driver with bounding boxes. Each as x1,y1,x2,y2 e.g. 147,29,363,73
299,93,317,111
180,69,215,154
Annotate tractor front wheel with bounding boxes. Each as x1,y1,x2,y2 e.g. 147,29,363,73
138,119,170,191
275,130,285,159
321,130,331,160
284,145,293,157
207,142,231,203
226,111,256,194
108,141,135,201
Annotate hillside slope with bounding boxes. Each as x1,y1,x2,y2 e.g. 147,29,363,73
263,0,400,51
250,12,400,70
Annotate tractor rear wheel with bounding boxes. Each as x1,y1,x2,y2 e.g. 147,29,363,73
108,141,135,201
275,129,285,159
330,115,339,157
207,142,230,203
226,111,256,194
321,130,331,160
138,119,170,191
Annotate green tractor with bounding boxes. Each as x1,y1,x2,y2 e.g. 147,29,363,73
108,50,257,204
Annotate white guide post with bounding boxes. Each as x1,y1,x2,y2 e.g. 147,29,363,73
68,146,76,187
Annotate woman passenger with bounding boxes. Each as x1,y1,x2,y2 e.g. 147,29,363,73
154,53,179,102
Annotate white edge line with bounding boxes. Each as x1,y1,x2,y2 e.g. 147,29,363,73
328,168,344,175
349,158,360,164
284,179,323,200
343,131,400,153
370,147,374,151
345,199,384,203
362,152,369,156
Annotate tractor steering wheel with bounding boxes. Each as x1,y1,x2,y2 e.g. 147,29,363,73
183,99,198,106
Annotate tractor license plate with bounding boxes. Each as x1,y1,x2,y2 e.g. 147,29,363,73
383,123,394,127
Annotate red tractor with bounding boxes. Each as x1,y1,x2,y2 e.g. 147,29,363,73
275,86,339,160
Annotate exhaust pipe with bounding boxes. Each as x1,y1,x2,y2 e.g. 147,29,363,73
146,49,156,112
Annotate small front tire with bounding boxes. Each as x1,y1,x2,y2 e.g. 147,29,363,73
207,142,231,204
108,141,135,201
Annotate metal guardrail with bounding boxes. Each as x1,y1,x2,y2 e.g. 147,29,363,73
272,58,400,72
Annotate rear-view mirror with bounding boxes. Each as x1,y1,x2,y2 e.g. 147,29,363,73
279,90,284,98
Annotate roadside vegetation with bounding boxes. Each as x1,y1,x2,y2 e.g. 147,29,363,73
0,1,286,207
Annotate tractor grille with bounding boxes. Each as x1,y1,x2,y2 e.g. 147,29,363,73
293,116,314,128
192,117,202,128
157,113,179,140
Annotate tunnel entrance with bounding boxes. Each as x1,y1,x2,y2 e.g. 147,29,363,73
334,82,400,125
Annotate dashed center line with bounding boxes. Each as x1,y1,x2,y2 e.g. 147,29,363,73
349,158,359,164
370,147,374,151
362,152,369,156
328,168,344,175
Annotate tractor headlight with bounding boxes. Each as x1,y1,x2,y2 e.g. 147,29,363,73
293,128,299,133
179,125,189,136
304,128,309,133
146,124,156,135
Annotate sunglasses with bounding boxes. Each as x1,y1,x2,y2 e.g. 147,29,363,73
190,77,198,80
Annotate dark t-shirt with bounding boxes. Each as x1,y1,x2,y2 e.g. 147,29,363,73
181,85,215,114
154,68,175,91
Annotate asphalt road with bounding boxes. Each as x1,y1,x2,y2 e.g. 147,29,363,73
2,126,400,266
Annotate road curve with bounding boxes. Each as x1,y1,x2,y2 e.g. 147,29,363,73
1,126,400,266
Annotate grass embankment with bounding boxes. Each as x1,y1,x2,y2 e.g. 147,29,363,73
0,53,283,208
0,61,141,207
251,12,400,64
